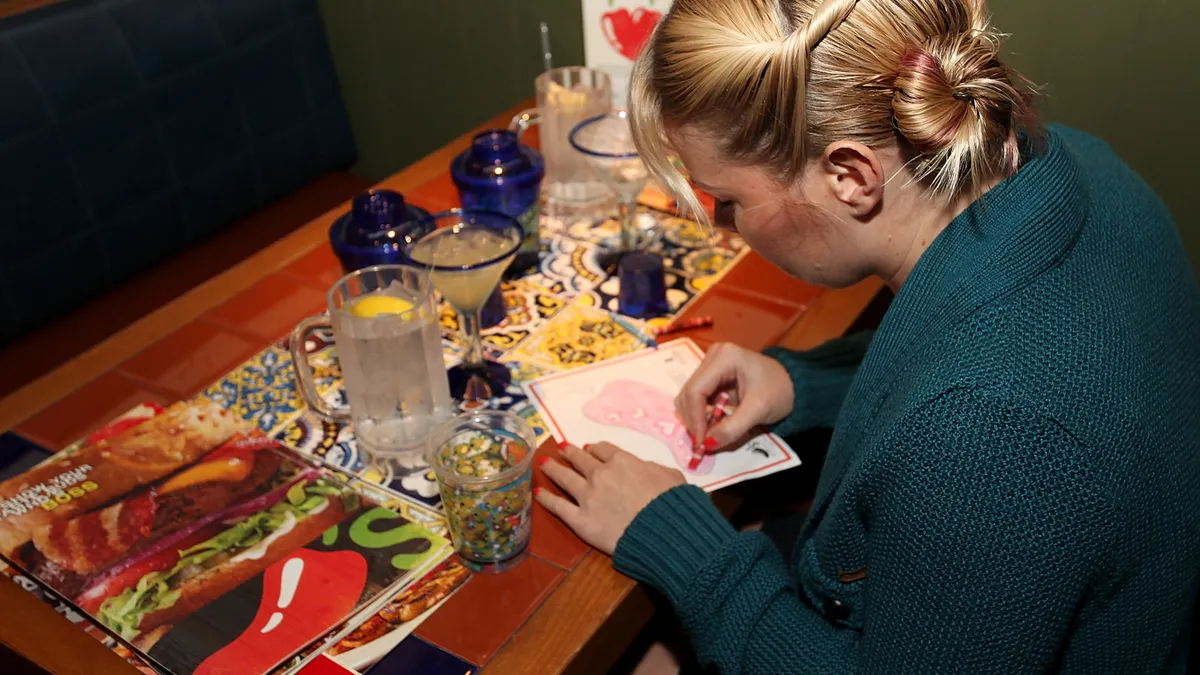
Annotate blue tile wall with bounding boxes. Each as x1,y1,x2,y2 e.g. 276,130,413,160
0,0,357,343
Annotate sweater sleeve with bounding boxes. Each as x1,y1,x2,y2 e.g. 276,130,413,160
612,389,1119,674
762,331,874,437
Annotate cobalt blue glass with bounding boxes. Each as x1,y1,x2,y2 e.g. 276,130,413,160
329,189,505,326
328,189,428,272
618,252,670,318
451,129,544,277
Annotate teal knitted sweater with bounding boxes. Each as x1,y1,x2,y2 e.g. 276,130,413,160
612,127,1200,674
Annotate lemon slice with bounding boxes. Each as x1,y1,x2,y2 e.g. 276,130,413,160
350,295,414,318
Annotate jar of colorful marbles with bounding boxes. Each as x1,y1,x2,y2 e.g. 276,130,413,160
430,410,536,570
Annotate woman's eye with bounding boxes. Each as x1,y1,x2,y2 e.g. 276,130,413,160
714,199,737,227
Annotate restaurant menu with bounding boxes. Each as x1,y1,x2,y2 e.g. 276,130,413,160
0,400,452,675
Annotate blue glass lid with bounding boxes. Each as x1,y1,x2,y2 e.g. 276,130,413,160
451,129,544,192
329,189,431,265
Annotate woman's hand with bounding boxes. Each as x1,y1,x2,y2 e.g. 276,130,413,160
536,443,685,555
676,342,794,452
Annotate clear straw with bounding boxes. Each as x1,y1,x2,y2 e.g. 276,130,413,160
540,22,553,72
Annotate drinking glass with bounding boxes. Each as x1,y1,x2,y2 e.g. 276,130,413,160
402,209,523,402
618,251,669,318
290,265,453,468
510,66,612,205
430,410,536,572
569,110,656,270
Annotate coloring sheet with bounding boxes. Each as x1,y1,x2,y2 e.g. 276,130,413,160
523,339,801,491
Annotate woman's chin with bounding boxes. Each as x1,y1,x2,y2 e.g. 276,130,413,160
788,264,869,290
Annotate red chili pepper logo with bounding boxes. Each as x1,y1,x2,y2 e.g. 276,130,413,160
601,2,662,61
194,549,367,675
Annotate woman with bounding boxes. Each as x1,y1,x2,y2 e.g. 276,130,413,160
536,0,1200,673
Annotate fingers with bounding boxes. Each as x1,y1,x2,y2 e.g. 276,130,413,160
676,343,742,441
534,486,581,525
561,443,604,477
702,412,763,451
540,457,588,497
583,442,621,462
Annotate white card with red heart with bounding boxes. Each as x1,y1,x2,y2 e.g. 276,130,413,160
522,338,801,491
581,0,672,104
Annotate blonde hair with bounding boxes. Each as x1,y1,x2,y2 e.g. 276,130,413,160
630,0,1039,220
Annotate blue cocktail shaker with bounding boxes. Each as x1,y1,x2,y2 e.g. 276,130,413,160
451,130,545,277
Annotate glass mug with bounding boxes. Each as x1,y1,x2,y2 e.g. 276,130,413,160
510,66,612,205
290,265,453,467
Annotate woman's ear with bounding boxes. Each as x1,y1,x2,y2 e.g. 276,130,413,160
818,141,886,218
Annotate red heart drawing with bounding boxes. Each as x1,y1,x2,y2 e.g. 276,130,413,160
601,6,663,61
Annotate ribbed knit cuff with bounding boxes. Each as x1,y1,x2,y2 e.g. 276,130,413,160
762,346,815,438
612,484,738,606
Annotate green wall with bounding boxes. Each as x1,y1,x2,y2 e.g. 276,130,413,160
317,0,584,181
991,1,1199,269
319,0,1198,269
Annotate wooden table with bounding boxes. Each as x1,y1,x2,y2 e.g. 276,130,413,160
0,101,881,675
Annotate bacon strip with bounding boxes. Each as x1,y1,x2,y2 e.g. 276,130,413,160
31,491,158,575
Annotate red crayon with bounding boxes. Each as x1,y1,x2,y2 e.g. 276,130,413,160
653,315,714,337
688,391,732,471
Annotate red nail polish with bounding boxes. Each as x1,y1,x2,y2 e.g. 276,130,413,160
537,456,549,468
556,438,568,450
582,443,592,451
702,436,719,451
533,487,543,497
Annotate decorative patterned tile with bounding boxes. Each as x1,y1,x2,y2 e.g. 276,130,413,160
508,399,551,447
390,460,442,509
569,241,739,318
365,636,476,675
199,345,329,436
273,408,396,487
561,208,663,251
437,280,566,357
522,235,607,297
278,319,336,353
414,554,565,665
17,371,172,450
504,303,650,371
118,320,261,398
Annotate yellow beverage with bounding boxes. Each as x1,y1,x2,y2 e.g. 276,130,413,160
408,226,517,311
349,294,414,318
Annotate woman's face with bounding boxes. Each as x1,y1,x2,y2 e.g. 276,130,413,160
668,126,876,289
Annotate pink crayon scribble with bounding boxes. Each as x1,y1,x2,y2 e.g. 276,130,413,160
582,379,715,475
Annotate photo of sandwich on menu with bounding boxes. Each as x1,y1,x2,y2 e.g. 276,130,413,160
0,399,451,675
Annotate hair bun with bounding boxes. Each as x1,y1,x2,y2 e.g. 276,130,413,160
891,32,1032,194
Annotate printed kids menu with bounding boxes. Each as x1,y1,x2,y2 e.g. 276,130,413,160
0,399,451,675
524,338,801,491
